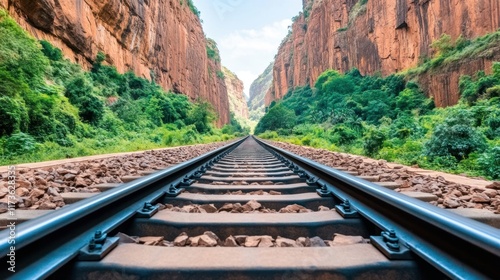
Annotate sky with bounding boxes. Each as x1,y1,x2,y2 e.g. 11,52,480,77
192,0,302,98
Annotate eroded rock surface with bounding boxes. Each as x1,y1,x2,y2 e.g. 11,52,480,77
1,0,230,126
266,0,500,107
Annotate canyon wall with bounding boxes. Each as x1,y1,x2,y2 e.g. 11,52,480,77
222,66,249,120
266,0,500,107
249,62,273,122
1,0,230,126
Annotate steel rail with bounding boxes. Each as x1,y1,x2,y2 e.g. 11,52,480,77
0,137,247,279
255,136,500,280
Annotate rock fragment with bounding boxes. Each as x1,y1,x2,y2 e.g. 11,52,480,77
332,234,365,246
199,204,218,213
305,236,327,247
276,236,296,247
174,232,189,246
224,236,239,247
116,232,138,244
138,236,164,246
472,193,491,203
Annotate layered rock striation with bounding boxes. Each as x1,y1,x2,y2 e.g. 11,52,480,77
267,0,500,107
222,66,249,120
249,62,273,122
1,0,230,126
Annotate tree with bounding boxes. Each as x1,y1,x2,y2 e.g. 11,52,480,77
0,10,49,87
188,101,216,134
425,110,487,159
363,129,386,156
255,104,296,134
0,97,28,136
65,74,104,124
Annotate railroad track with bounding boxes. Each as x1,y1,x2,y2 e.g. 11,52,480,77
1,136,499,279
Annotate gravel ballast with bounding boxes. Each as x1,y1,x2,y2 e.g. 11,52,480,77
0,141,232,211
265,140,500,213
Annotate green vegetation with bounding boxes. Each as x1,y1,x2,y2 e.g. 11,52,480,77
0,10,243,165
181,0,200,18
248,62,274,132
336,0,368,32
303,0,313,19
256,64,500,179
216,70,225,79
206,38,221,62
405,31,500,76
349,0,368,23
222,113,250,136
220,66,252,132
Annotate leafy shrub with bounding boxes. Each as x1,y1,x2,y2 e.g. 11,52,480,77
363,129,386,156
328,125,358,145
99,110,125,136
478,147,500,179
188,101,216,134
216,70,225,79
0,96,28,136
292,124,314,135
431,34,454,56
40,40,63,61
255,104,295,134
186,0,200,18
182,125,199,144
206,38,220,62
65,74,104,124
484,112,500,139
389,115,421,139
459,69,499,104
425,110,487,159
395,87,434,115
0,10,49,87
301,135,312,145
3,133,37,156
428,155,458,169
259,131,279,139
221,113,249,135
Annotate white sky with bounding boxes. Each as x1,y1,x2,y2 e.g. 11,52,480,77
192,0,302,98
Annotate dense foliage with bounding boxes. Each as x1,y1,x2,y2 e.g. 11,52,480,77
222,113,250,136
257,64,500,179
0,10,244,164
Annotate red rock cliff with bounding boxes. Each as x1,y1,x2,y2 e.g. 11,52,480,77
266,0,500,107
1,0,230,126
222,66,249,120
249,62,273,122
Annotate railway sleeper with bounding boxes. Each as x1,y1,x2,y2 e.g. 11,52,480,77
70,244,424,280
213,163,286,169
196,175,304,184
127,211,368,240
210,166,291,172
187,182,314,195
204,170,296,177
162,193,334,210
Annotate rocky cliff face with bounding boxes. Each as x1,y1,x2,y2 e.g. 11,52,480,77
1,0,230,126
267,0,500,107
222,66,249,120
249,62,273,122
